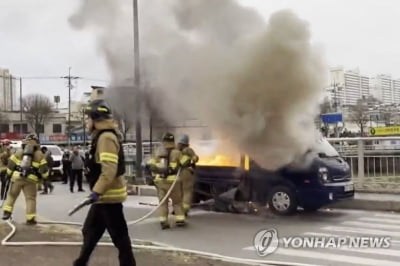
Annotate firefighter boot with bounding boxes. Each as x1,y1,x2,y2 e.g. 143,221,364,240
160,222,170,230
26,218,37,225
2,211,11,220
176,220,186,227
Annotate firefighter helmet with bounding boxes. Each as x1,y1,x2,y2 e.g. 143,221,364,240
162,132,175,142
23,133,39,145
162,132,175,149
178,134,189,145
84,99,113,121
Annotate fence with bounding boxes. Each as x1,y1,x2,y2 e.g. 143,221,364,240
328,137,400,193
123,142,160,182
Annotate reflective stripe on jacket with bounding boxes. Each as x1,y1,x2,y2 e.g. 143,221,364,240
91,120,127,204
7,149,49,183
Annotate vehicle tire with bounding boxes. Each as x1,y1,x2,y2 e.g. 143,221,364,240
268,185,297,215
302,204,322,212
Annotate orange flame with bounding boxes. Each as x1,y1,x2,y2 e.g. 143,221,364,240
197,154,239,167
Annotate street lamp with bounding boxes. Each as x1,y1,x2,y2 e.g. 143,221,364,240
81,105,87,147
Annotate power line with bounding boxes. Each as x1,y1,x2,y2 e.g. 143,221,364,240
80,77,110,83
20,76,61,80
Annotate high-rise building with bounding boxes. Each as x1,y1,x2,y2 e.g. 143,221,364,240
0,68,17,111
393,79,400,104
370,74,396,105
329,67,370,106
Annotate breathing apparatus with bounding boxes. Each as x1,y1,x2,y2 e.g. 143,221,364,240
155,146,169,178
20,134,39,178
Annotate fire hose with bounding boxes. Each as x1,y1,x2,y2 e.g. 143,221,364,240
68,168,182,226
0,169,319,266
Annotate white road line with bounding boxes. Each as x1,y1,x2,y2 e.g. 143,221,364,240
302,232,400,246
374,213,400,218
128,210,222,226
321,226,399,237
358,217,400,225
341,221,400,231
274,248,400,266
244,244,400,258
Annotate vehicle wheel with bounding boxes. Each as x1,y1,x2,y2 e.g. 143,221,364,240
268,185,297,215
302,204,322,212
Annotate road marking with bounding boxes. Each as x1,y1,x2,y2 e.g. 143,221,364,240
302,232,400,246
374,213,400,218
273,248,400,266
358,217,400,225
341,221,400,231
128,210,222,226
321,226,399,237
244,244,400,258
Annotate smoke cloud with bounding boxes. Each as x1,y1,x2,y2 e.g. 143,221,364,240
70,0,328,170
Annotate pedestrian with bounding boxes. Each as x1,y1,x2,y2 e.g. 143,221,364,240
40,146,55,195
83,150,90,183
2,134,49,224
0,140,12,200
146,132,189,229
73,99,136,266
177,134,199,216
69,146,85,193
62,150,71,184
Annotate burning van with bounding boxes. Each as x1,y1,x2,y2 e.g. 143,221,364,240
192,138,355,215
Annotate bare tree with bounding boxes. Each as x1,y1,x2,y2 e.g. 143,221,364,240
349,98,370,136
22,94,53,137
113,110,132,142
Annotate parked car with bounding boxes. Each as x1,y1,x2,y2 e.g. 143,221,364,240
41,145,63,178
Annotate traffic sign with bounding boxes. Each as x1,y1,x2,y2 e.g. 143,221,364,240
321,113,343,124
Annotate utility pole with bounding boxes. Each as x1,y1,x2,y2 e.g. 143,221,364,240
9,75,13,111
61,68,80,148
19,78,23,137
133,0,143,179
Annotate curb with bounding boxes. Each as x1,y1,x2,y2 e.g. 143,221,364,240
329,198,400,212
128,185,400,212
128,185,157,197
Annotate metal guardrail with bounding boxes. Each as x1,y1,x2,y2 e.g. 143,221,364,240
328,137,400,193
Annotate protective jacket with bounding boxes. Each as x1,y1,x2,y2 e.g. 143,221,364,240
87,120,127,204
7,148,49,183
180,147,199,170
147,149,188,183
0,149,11,173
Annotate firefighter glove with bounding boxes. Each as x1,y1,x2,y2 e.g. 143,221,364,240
89,192,100,203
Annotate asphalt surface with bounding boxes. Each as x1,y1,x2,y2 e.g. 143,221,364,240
5,182,400,266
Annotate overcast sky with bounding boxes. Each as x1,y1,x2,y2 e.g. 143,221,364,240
1,0,399,107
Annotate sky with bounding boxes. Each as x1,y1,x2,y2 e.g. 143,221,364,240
1,0,400,107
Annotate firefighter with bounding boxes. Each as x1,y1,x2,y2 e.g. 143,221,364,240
0,140,12,200
147,132,189,229
73,99,136,266
2,134,49,224
177,134,199,216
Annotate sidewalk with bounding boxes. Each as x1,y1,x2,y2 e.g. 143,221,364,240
329,192,400,212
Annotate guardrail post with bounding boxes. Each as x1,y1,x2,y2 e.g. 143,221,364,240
357,139,364,179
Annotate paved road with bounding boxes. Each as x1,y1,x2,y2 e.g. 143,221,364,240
6,183,400,266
